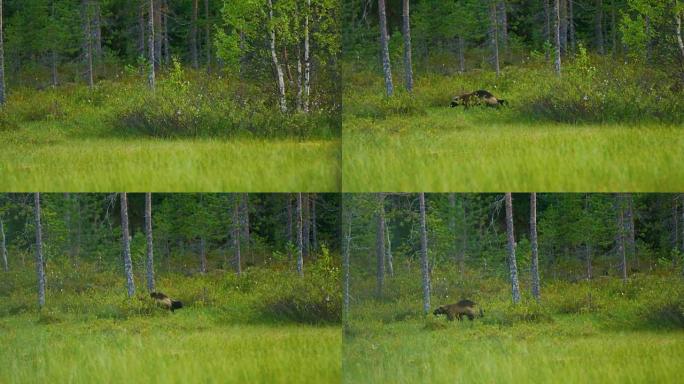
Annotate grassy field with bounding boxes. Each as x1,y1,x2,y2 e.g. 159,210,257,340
1,312,339,383
343,272,684,383
343,110,683,192
0,124,340,191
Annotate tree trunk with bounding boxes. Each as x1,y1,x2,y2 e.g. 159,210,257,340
595,0,604,55
120,193,135,297
138,1,146,58
162,0,170,65
34,193,46,308
0,215,7,272
296,193,304,276
385,216,394,277
625,194,636,268
458,36,466,72
303,0,311,111
585,194,593,280
268,0,288,112
673,197,679,257
402,0,413,92
616,194,627,282
611,0,617,55
489,1,500,76
191,0,199,69
505,193,521,304
676,10,684,62
93,1,102,61
148,0,155,89
568,0,575,53
419,193,431,314
287,194,293,261
461,193,467,274
497,0,508,59
378,0,394,96
82,0,94,88
376,193,386,298
0,0,4,105
241,193,250,263
560,0,567,54
553,0,562,75
448,193,458,264
154,0,161,68
204,0,211,69
544,0,550,61
303,193,310,258
233,196,241,276
50,1,58,87
311,194,318,252
145,193,155,292
530,193,540,301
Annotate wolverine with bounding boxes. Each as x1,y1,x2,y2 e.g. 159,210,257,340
433,299,483,321
450,90,507,109
150,292,183,312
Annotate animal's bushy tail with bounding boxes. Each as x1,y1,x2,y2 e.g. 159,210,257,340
171,300,183,311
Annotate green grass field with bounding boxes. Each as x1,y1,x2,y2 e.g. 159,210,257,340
1,313,340,383
344,272,684,383
343,110,683,192
0,125,340,191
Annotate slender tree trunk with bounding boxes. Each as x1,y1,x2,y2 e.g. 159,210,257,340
376,193,386,298
505,193,521,304
402,0,413,92
448,193,458,264
148,0,155,89
461,194,467,274
553,0,562,75
138,1,146,58
287,194,293,262
120,193,135,297
268,0,287,112
311,194,317,252
93,1,102,61
191,0,199,69
50,0,58,87
154,0,161,68
568,0,575,53
145,193,155,292
458,36,466,72
303,193,310,258
0,216,7,272
240,193,250,263
34,194,46,308
673,197,679,256
616,194,627,282
0,0,4,105
342,202,352,328
490,1,500,76
585,194,593,280
530,193,540,301
497,0,508,59
82,0,94,88
419,193,431,315
611,0,617,55
385,217,394,277
378,0,394,96
625,194,636,268
233,196,241,276
204,0,211,69
676,10,684,62
595,0,604,55
544,0,550,61
303,0,311,112
296,193,304,276
162,0,170,66
560,0,567,54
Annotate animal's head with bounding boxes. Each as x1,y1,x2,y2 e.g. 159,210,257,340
433,306,447,316
450,96,461,108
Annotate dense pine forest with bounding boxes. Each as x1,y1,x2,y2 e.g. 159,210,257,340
341,0,684,191
0,1,342,191
342,193,684,383
0,193,341,383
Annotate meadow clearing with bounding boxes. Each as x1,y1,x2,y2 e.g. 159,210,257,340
343,272,684,384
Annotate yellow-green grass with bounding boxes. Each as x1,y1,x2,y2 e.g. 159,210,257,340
0,125,340,191
343,109,684,192
344,318,684,383
1,313,340,383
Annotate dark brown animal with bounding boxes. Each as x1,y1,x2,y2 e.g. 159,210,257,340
433,299,483,321
150,292,183,312
450,90,507,109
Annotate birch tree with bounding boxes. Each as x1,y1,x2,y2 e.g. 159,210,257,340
553,0,562,75
120,193,135,297
34,193,46,308
81,0,94,88
489,1,500,76
148,0,155,89
268,0,287,112
419,193,430,314
378,0,394,96
303,0,311,112
402,0,413,92
145,193,155,292
530,193,540,301
505,193,521,304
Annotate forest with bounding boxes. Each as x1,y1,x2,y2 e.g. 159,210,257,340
342,193,684,383
0,193,341,383
0,0,341,191
341,0,684,191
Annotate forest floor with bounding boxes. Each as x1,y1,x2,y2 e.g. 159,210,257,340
343,273,684,383
0,123,340,191
343,109,684,192
0,312,340,383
